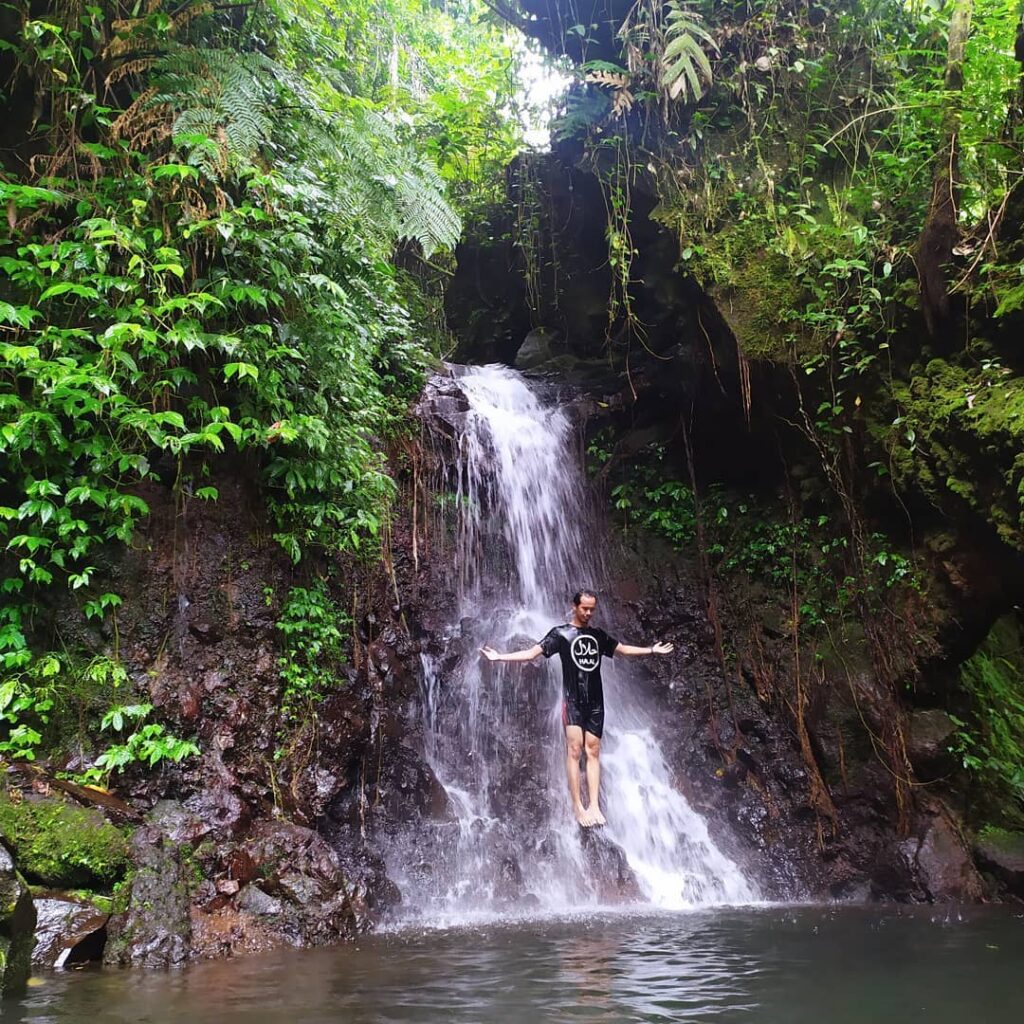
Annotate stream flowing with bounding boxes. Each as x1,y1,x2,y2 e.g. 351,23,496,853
389,365,753,921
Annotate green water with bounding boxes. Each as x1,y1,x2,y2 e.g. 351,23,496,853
5,906,1021,1023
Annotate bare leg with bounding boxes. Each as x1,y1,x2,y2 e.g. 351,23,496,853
584,732,605,825
565,726,589,826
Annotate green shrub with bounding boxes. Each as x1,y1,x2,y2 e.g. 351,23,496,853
952,614,1024,819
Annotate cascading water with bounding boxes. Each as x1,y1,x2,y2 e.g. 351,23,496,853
389,364,755,922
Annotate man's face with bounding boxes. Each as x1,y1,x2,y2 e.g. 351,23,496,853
574,595,597,626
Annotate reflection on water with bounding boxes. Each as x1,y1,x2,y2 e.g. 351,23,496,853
6,906,1023,1024
558,933,618,1021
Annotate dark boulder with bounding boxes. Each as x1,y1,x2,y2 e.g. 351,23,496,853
578,829,642,903
895,811,984,902
0,845,35,996
906,709,958,781
236,820,396,943
32,896,108,969
973,829,1024,897
104,826,193,968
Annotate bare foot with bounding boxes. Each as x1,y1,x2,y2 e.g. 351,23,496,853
574,805,590,827
591,807,606,826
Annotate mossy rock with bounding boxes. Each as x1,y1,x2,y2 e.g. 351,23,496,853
0,792,130,891
874,357,1024,550
974,827,1024,894
709,249,807,361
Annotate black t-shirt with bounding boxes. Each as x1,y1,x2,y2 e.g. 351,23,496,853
538,624,619,707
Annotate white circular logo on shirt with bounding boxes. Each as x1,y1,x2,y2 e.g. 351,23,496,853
570,635,601,672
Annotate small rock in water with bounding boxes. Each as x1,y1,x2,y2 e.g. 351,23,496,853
32,897,108,969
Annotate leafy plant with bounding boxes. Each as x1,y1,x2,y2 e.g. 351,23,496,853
0,653,61,761
659,1,717,102
0,652,128,763
274,580,351,735
952,615,1024,817
76,702,200,786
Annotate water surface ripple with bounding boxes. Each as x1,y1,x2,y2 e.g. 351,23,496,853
8,906,1022,1023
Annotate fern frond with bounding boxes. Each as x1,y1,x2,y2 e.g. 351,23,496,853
660,2,718,104
395,166,462,258
585,70,631,90
551,90,612,141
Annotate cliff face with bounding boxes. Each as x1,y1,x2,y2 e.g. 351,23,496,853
7,345,1015,971
440,0,1024,900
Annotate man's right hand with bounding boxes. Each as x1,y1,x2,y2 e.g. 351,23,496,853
480,645,501,662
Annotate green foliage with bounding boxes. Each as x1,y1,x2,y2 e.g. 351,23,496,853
273,580,350,734
552,90,610,141
0,0,523,619
652,0,1023,373
883,355,1024,550
0,0,528,780
320,0,526,219
0,653,126,763
952,614,1024,816
633,0,1024,579
0,647,195,784
612,477,699,549
598,441,918,632
0,652,62,761
75,702,200,787
659,1,717,102
0,792,130,890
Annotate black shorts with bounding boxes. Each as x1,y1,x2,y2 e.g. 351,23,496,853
562,696,604,738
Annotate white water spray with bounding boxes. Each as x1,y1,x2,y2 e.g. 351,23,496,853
390,364,754,920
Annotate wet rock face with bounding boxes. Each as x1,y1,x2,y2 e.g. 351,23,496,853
104,826,193,968
130,793,400,958
215,820,397,945
32,897,108,969
0,845,36,997
593,533,999,905
52,469,414,961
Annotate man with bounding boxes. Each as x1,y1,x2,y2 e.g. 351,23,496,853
480,589,674,827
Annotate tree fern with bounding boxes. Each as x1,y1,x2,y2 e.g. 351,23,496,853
287,105,461,257
395,165,462,258
551,90,612,141
146,41,461,256
151,47,276,176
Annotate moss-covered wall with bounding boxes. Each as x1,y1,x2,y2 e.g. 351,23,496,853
0,793,131,891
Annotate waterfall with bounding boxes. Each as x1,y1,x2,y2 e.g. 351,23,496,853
389,364,755,922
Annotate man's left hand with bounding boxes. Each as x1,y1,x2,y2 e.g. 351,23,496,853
652,641,674,655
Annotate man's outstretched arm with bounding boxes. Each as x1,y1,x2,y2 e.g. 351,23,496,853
615,641,674,657
480,643,544,663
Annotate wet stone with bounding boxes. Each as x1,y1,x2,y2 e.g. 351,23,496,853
906,709,958,781
32,896,108,969
104,826,193,969
579,830,642,904
974,830,1024,896
0,845,35,996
